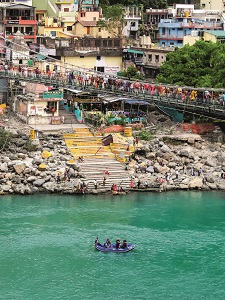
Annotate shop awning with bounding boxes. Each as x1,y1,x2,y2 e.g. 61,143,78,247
125,99,149,105
32,54,47,60
123,49,144,55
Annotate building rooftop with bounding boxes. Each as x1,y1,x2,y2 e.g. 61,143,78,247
204,30,225,38
75,20,97,27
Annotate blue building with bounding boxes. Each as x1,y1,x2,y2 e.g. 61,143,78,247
157,4,224,47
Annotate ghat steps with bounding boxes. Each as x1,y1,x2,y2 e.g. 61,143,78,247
63,127,132,190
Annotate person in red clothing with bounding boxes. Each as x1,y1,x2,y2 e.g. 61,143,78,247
51,107,56,116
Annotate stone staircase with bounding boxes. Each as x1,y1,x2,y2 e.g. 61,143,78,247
63,128,116,159
78,158,131,191
58,103,79,124
63,127,133,191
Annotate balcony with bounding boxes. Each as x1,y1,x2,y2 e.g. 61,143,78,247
158,20,223,30
158,34,183,41
5,16,36,25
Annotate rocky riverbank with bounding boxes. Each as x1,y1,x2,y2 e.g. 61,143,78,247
127,132,225,192
0,112,225,195
0,129,224,195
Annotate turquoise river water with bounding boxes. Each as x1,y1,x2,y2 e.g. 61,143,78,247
0,191,225,300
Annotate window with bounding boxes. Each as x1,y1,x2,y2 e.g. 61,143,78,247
97,56,101,61
93,17,96,21
94,67,104,72
81,12,86,17
155,55,159,63
148,54,152,62
64,8,69,12
67,26,72,31
80,56,84,58
50,31,56,37
98,28,101,32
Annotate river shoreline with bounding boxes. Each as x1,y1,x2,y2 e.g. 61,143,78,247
0,108,225,195
0,119,225,195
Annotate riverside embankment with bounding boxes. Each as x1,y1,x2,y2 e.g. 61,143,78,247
0,112,225,195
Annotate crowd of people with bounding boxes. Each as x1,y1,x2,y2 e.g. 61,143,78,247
1,62,225,106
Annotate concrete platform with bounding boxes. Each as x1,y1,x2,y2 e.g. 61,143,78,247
29,123,88,132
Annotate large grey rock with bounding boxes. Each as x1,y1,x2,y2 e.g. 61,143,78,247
207,182,217,190
179,184,189,190
11,175,22,184
179,150,189,158
13,163,27,175
182,178,190,185
217,182,225,190
205,159,217,168
11,184,33,194
161,144,171,153
33,179,46,187
43,182,56,192
205,175,215,183
146,152,155,160
27,176,37,183
17,153,27,159
0,163,8,172
189,177,203,189
32,158,42,165
1,184,11,192
59,155,68,161
168,162,177,168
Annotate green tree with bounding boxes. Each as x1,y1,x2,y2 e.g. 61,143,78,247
97,4,125,38
156,41,222,88
101,0,169,10
0,128,12,150
121,65,144,80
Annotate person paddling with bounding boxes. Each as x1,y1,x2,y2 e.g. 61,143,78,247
95,237,101,246
116,238,120,249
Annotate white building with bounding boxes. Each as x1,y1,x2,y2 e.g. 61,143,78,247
199,0,224,11
11,31,30,65
123,6,141,40
0,0,32,6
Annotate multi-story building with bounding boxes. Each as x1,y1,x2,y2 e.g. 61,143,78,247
194,0,225,11
73,9,110,38
145,8,173,42
0,0,32,6
122,44,174,79
158,4,224,47
34,36,123,75
123,6,141,40
0,3,36,44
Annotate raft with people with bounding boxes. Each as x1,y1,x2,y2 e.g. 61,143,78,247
94,237,135,253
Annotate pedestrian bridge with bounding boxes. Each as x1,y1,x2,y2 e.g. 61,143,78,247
1,71,225,122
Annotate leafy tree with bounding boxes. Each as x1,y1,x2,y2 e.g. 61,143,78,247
101,0,169,10
121,65,144,80
97,4,125,38
0,128,12,150
156,40,225,88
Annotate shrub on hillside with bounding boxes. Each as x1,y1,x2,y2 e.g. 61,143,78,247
0,127,12,150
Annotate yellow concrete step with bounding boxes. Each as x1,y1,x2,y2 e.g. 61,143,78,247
65,141,103,147
72,154,116,159
69,149,111,154
73,128,90,132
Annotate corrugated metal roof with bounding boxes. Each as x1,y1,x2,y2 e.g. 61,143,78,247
204,30,225,38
